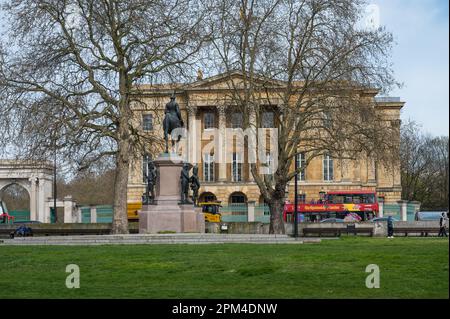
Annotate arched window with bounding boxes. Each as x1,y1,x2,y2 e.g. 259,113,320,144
230,193,246,204
229,192,248,215
199,192,217,203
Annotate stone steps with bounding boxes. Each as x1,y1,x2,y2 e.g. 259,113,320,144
0,234,322,245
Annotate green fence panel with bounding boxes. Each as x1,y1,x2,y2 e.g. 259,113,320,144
9,210,30,222
383,203,401,220
81,207,91,223
221,204,248,215
254,215,270,223
96,205,113,223
221,214,248,222
406,203,418,221
255,204,270,215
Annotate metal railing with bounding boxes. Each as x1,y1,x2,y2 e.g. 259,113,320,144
8,210,30,222
96,205,113,223
81,207,91,223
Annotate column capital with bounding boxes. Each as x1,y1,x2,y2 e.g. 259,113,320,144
217,104,227,116
187,105,197,116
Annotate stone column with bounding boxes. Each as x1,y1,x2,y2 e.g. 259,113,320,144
378,198,384,218
340,159,351,182
353,159,361,183
398,200,407,221
218,105,227,182
247,201,256,222
29,176,37,221
248,108,257,182
37,180,47,222
90,206,97,223
73,207,82,223
63,196,73,223
187,105,198,164
43,178,53,223
43,200,49,224
367,157,376,183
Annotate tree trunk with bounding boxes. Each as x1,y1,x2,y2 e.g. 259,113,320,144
268,197,286,234
111,138,130,234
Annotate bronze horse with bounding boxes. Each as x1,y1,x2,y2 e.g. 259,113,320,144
163,95,184,153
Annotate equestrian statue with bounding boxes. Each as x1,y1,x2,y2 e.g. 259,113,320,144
163,94,184,153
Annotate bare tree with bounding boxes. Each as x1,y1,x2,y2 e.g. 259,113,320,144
57,168,116,206
207,0,399,233
0,0,211,233
401,120,449,210
0,184,30,211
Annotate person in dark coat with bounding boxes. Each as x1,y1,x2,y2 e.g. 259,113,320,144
387,216,394,238
438,212,448,237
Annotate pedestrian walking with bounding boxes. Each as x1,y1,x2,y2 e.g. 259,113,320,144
438,212,448,237
387,216,394,238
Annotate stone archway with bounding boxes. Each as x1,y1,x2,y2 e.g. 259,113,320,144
0,160,53,222
0,182,31,220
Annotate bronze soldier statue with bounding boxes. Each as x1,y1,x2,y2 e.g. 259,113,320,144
180,163,192,204
163,94,184,153
146,160,157,204
143,157,157,205
190,165,200,206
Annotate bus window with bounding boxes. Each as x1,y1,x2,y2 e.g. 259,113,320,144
360,194,375,203
331,196,344,204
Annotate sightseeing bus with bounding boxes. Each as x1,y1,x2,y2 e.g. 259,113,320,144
283,190,379,222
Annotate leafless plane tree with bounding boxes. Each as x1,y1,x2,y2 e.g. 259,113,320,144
207,0,400,233
0,0,212,233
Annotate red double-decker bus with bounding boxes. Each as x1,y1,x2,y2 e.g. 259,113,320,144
283,190,379,222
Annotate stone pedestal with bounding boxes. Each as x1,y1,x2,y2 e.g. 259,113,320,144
138,153,205,234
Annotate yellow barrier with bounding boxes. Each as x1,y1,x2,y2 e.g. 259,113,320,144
127,202,142,220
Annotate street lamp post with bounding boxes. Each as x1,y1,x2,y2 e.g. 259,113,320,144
53,136,57,223
294,155,298,238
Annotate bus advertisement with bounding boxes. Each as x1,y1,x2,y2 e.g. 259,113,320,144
283,190,379,222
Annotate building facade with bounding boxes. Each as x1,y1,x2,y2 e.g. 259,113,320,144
127,72,404,212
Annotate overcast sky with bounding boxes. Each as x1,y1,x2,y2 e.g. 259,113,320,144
0,1,448,136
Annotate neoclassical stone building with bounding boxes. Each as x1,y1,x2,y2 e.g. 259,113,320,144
127,72,404,215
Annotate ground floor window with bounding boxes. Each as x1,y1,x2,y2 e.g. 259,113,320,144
229,192,247,215
232,153,243,182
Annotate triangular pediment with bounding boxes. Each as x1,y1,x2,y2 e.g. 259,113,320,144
185,71,286,90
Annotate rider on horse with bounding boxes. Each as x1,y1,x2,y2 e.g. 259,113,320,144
163,94,184,153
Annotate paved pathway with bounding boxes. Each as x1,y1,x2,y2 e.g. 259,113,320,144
0,233,328,245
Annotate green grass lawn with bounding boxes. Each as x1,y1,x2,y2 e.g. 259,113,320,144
0,237,448,299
